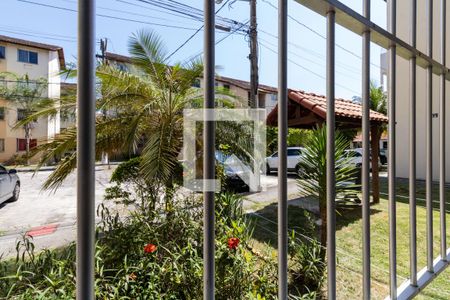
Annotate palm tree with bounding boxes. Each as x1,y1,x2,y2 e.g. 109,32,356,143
19,30,252,203
296,126,358,249
0,73,56,165
369,82,387,204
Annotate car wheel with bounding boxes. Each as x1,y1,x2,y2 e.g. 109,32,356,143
266,164,271,175
295,164,304,178
10,183,20,202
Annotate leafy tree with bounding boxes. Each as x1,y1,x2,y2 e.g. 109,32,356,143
19,30,252,201
0,73,56,165
296,126,357,249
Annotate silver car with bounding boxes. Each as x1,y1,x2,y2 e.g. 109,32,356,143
0,165,20,205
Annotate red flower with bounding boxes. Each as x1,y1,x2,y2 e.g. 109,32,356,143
144,243,157,254
227,237,240,250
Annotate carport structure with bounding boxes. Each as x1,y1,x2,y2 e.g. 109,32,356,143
266,88,388,214
266,89,388,129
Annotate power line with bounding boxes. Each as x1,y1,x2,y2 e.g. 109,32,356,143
260,0,381,70
0,28,76,43
166,0,233,60
58,0,194,26
258,36,360,81
17,0,200,31
259,41,360,95
188,20,250,61
130,0,249,34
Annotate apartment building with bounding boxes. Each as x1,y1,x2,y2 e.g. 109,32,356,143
0,35,64,163
381,1,450,181
100,52,278,114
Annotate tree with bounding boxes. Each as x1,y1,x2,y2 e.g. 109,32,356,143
369,82,387,204
0,73,55,165
296,126,357,249
19,30,252,201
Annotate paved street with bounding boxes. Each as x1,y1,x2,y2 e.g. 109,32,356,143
0,166,116,257
0,169,386,258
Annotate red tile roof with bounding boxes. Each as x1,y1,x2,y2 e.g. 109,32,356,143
0,35,65,69
289,89,388,122
267,89,388,128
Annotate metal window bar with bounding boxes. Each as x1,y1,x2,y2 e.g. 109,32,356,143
439,0,447,263
426,0,434,274
278,0,288,298
76,0,96,299
361,0,371,298
326,8,337,299
203,0,215,299
387,1,398,298
72,0,450,299
409,0,418,288
293,0,450,299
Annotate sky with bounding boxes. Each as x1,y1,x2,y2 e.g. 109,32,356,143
1,0,388,100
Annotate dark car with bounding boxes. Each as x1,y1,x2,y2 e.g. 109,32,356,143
0,164,20,205
216,151,250,193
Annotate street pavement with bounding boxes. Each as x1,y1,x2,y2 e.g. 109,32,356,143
0,169,322,258
0,166,116,257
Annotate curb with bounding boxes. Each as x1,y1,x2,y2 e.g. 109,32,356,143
14,162,120,173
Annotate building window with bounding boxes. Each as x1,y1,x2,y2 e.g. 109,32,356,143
0,107,4,120
0,139,4,152
17,138,37,151
117,63,128,72
192,79,201,88
17,109,26,121
0,46,5,59
18,49,38,64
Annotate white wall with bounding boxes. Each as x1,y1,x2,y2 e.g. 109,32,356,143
390,0,450,181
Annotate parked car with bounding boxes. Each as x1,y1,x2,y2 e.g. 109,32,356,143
0,165,20,205
344,148,381,170
216,151,250,192
265,147,304,175
379,148,387,165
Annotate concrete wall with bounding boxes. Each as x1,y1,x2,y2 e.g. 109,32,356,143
388,0,450,181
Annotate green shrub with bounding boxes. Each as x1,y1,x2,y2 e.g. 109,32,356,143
0,164,324,299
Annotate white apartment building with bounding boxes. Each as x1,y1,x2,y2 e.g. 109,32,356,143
0,35,64,163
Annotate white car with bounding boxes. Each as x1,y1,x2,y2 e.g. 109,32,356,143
0,164,20,205
265,147,304,174
344,148,381,170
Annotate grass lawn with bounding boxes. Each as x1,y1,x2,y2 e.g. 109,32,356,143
247,177,450,299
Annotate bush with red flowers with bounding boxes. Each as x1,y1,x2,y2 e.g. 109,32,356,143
144,243,157,254
1,187,321,300
227,237,240,250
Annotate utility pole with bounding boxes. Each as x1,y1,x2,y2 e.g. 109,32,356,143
100,38,108,65
99,38,109,166
249,0,259,108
